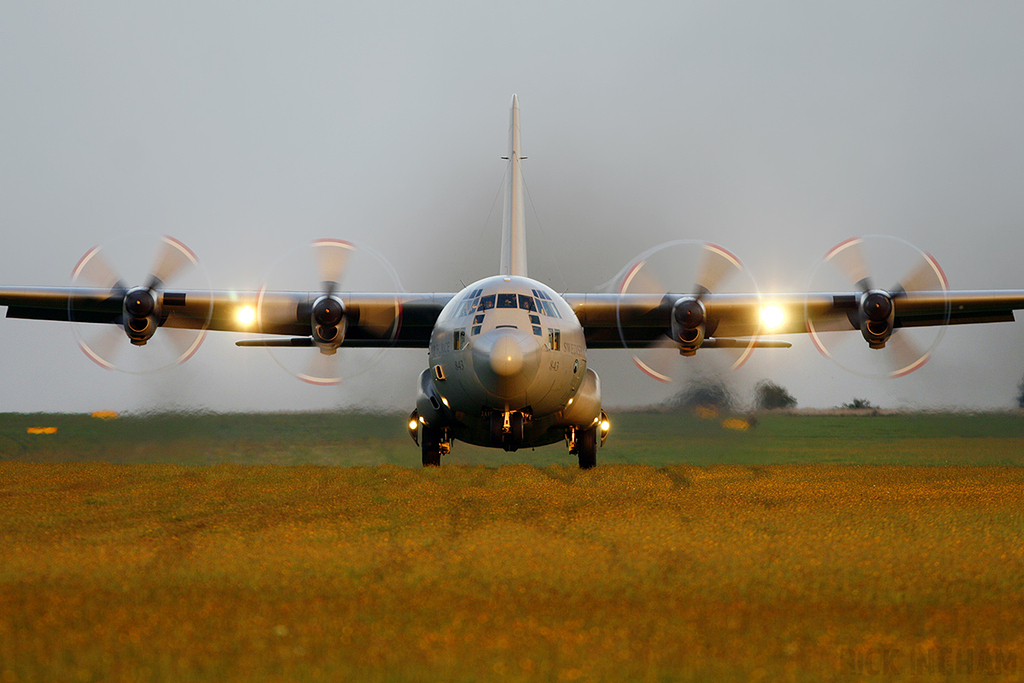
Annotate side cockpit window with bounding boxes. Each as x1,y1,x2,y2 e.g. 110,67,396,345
456,298,478,317
547,328,561,351
538,299,561,319
530,289,562,318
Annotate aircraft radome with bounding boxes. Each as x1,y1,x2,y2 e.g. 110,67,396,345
3,95,1024,468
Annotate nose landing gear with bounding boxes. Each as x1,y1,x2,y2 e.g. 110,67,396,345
489,410,526,452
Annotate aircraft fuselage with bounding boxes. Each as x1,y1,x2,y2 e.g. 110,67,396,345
415,275,601,450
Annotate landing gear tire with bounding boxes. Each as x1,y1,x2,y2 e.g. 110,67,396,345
489,411,525,452
422,425,443,467
577,426,597,470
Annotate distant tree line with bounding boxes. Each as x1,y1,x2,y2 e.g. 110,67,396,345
665,378,798,412
754,380,797,410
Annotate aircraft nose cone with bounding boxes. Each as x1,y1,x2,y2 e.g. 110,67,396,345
489,334,524,377
472,328,542,398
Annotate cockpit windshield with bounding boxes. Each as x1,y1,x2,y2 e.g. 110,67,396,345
477,295,496,312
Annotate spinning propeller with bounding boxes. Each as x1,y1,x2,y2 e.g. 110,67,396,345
805,235,950,378
69,235,212,373
615,240,762,383
256,238,402,385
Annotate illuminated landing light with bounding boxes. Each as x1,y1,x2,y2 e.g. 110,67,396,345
408,419,419,431
237,305,256,327
600,419,611,433
760,305,785,331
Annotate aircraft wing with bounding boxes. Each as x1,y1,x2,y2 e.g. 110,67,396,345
0,287,453,348
567,290,1024,349
5,286,1024,351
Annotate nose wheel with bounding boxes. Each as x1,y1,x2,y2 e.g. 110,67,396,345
489,410,526,452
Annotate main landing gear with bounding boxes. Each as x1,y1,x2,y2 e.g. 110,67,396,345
570,425,598,470
420,425,451,467
408,410,451,467
567,412,610,470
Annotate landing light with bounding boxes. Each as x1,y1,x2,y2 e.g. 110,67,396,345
600,419,611,432
760,304,785,331
237,305,256,326
408,419,419,431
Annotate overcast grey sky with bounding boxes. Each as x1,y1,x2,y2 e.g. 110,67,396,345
2,1,1023,413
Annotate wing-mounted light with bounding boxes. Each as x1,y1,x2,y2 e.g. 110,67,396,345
806,235,950,378
254,238,403,385
69,235,212,372
614,240,761,383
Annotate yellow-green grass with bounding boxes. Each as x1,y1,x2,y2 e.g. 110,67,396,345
2,462,1023,682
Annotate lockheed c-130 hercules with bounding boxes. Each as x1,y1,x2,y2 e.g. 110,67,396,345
3,95,1024,468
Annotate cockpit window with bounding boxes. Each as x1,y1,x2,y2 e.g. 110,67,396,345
477,295,496,311
518,294,536,311
496,293,518,308
456,297,479,317
537,298,562,319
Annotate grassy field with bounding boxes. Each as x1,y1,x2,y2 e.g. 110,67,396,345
3,409,1024,467
2,412,1023,681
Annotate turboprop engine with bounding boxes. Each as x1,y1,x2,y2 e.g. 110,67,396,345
858,289,894,349
311,294,346,352
122,286,161,345
671,296,706,355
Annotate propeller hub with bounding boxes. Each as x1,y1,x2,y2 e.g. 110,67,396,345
673,297,705,329
312,296,345,327
124,287,156,318
862,290,893,322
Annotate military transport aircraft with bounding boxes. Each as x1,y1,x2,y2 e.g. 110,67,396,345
3,95,1024,468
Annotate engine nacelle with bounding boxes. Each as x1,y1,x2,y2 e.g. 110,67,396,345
671,297,706,356
311,295,346,353
122,287,160,346
859,290,894,349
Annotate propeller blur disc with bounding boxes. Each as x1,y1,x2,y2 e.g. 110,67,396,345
614,240,762,383
805,235,950,378
257,239,403,385
69,234,212,374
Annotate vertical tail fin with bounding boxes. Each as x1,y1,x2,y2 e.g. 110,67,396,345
500,94,527,277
